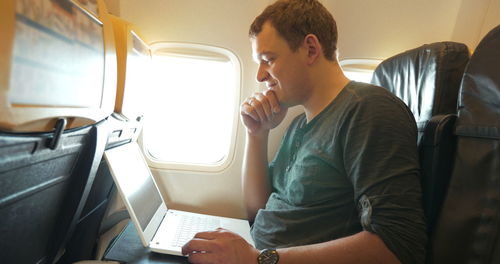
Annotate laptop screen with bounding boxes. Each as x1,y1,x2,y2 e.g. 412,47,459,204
105,143,163,231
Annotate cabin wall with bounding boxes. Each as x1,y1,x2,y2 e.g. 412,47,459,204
329,0,496,58
105,0,500,219
481,0,500,39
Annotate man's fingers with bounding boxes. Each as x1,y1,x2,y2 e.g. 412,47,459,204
242,92,277,121
240,91,287,134
182,229,254,264
264,90,281,113
247,96,267,122
182,229,228,255
241,103,260,122
254,93,273,120
186,251,214,264
182,237,216,255
193,230,221,240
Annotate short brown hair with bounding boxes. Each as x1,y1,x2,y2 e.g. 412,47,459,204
249,0,338,61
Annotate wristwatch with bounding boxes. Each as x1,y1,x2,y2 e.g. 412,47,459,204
257,248,279,264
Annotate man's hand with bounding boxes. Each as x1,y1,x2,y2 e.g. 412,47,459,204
240,90,288,135
182,228,259,264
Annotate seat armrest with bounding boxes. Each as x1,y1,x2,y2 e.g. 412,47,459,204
420,114,457,234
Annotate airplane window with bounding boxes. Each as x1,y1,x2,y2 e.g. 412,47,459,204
340,59,382,83
143,43,240,169
343,71,374,83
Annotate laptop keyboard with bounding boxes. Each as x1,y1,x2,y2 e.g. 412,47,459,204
171,214,221,247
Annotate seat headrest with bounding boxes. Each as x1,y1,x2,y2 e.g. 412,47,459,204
372,42,469,131
455,25,500,139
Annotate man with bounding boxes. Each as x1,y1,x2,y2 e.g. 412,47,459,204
182,0,427,263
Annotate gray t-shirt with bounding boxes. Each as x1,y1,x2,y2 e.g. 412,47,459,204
251,81,427,264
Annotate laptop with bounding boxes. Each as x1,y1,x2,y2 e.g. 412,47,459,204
104,142,254,256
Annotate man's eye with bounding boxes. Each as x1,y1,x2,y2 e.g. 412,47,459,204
264,58,274,64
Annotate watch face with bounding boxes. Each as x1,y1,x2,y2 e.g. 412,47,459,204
258,249,279,264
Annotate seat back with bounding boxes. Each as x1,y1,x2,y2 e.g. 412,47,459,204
0,1,117,262
430,25,500,264
0,122,108,264
371,42,469,143
371,42,469,234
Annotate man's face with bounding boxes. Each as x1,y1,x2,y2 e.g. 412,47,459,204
251,22,310,107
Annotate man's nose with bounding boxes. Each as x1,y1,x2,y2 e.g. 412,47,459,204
256,64,269,83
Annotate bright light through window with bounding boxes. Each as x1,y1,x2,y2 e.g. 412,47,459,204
144,47,239,166
340,59,382,83
343,71,375,83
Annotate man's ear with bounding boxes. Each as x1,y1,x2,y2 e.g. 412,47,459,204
303,34,321,64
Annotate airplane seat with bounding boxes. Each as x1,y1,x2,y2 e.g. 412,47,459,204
429,25,500,264
0,121,109,264
371,41,469,144
0,1,117,262
371,42,470,234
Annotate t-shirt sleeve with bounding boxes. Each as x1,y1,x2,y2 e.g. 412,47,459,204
342,94,427,264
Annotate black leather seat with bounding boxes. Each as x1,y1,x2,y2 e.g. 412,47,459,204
371,42,469,144
371,42,470,234
419,113,458,235
0,121,109,264
430,25,500,264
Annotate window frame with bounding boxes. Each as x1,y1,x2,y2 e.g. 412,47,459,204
141,42,242,173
